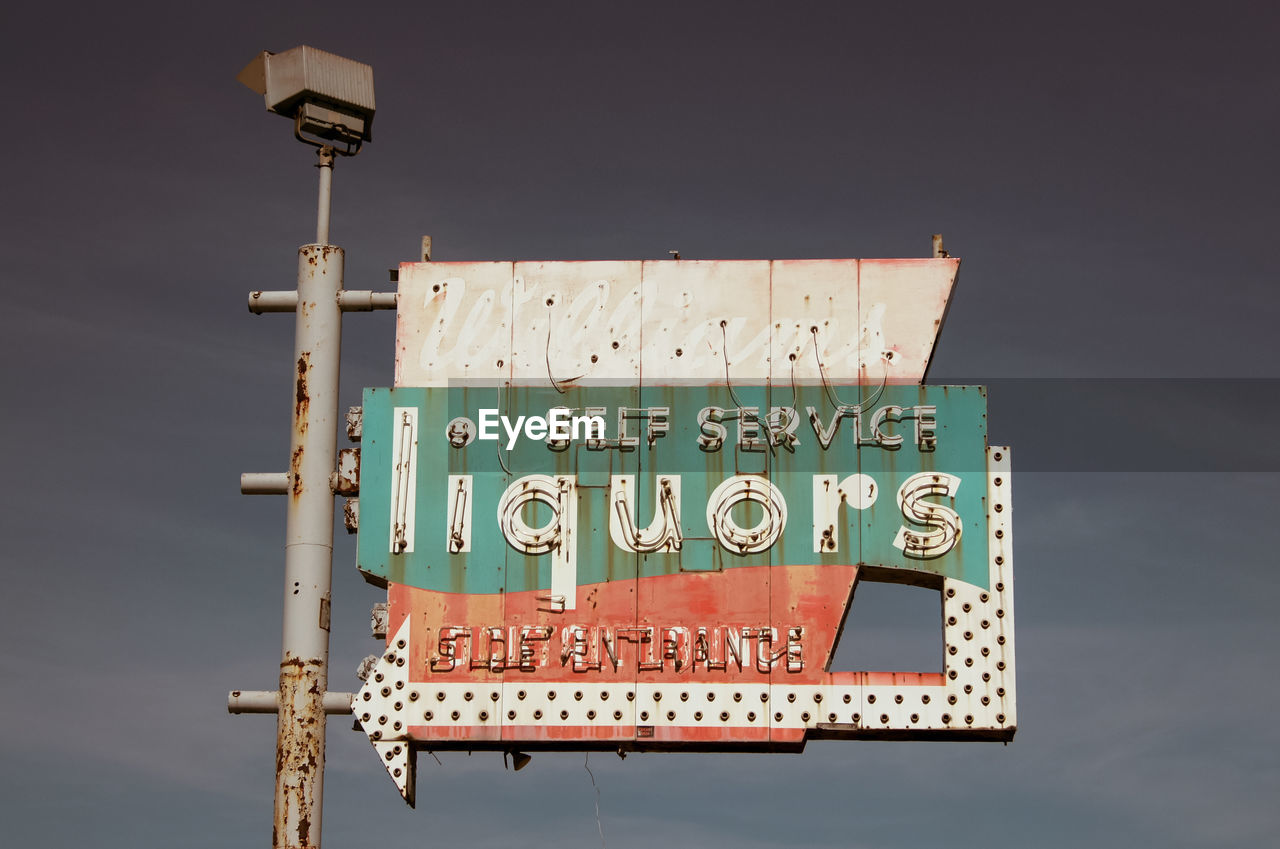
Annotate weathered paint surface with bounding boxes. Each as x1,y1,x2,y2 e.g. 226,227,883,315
393,259,957,387
356,257,1015,805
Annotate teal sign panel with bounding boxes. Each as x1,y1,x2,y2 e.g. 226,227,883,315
356,385,990,593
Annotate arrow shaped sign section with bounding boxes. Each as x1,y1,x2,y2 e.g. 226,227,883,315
356,619,417,806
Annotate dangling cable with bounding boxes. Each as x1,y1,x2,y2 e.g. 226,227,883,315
585,752,606,848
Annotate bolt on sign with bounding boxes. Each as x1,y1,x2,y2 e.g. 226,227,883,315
355,259,1015,803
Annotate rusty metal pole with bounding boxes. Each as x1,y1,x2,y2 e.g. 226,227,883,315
275,145,342,849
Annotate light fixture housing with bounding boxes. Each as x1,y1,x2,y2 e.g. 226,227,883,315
238,45,375,153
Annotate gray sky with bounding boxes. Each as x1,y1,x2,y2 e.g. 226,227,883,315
2,3,1277,847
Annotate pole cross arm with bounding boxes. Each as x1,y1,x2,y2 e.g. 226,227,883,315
248,289,396,313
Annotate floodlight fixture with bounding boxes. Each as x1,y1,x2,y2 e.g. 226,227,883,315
238,45,375,155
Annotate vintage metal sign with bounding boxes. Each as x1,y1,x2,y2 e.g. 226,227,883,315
354,260,1015,804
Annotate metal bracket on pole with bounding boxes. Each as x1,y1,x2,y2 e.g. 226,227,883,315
250,290,396,314
242,472,290,495
228,689,355,716
337,290,397,311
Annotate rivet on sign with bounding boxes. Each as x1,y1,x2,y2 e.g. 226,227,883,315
965,657,974,666
814,693,823,703
775,712,783,722
575,691,583,701
979,592,990,603
640,711,649,721
948,670,958,680
880,714,889,724
381,687,391,697
942,713,952,723
393,720,402,730
436,691,445,701
397,639,406,649
997,661,1006,670
982,672,991,681
997,687,1006,697
965,715,974,725
680,692,689,701
371,730,381,740
981,647,990,657
947,616,957,625
948,695,958,705
964,631,973,641
363,692,372,701
801,712,811,722
981,620,990,629
828,712,837,722
894,694,903,704
843,694,852,704
361,713,370,722
948,646,958,655
995,556,1004,565
694,711,703,721
560,710,568,720
600,691,609,701
626,691,635,701
548,690,557,700
981,696,990,706
733,692,742,702
424,711,433,721
396,658,405,667
995,504,1003,512
491,691,499,701
653,692,662,701
451,711,459,720
994,452,1002,461
995,530,1004,539
464,691,473,701
910,713,919,723
518,690,527,700
707,691,716,702
409,691,419,701
533,710,542,720
962,602,972,612
587,710,596,719
994,477,1002,486
964,685,973,694
760,692,769,702
946,588,956,598
787,692,796,703
852,713,861,723
996,608,1005,618
868,694,877,704
478,712,487,722
997,713,1006,723
922,695,931,704
508,710,516,720
395,680,404,689
614,710,622,720
748,712,756,721
394,701,402,711
667,711,676,721
375,673,384,683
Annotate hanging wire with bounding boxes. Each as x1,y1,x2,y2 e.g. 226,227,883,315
545,307,584,394
811,326,887,415
494,383,511,475
719,319,749,411
585,752,606,848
